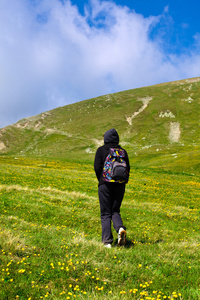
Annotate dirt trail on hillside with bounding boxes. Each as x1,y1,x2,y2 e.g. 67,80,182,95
126,97,152,125
0,141,6,150
93,139,103,147
169,122,181,142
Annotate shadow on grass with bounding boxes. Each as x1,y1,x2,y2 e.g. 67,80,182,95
113,238,164,248
139,238,164,245
113,238,134,248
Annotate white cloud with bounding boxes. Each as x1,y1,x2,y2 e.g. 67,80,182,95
0,0,199,127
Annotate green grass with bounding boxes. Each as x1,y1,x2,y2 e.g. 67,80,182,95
1,78,200,176
0,77,200,299
0,156,200,299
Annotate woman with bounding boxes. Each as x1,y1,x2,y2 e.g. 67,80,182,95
94,128,130,248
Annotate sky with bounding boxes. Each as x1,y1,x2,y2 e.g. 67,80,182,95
0,0,200,128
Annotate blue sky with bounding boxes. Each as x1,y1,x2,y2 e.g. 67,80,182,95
72,0,200,52
0,0,199,127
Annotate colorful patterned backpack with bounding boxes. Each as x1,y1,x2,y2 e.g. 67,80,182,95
102,148,129,183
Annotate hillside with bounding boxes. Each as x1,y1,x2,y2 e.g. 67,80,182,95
0,78,200,299
0,77,200,174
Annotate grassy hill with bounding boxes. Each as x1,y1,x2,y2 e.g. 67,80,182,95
0,78,200,299
0,77,200,174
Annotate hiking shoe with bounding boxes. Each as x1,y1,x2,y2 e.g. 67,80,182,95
118,228,126,246
104,243,112,248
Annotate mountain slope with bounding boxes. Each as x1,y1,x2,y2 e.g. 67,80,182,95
0,77,200,174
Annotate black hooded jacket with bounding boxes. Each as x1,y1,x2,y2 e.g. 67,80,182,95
94,129,130,186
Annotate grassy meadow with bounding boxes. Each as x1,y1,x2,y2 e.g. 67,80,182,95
0,78,200,299
0,156,199,300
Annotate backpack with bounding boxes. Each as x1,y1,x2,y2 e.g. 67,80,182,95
102,148,129,183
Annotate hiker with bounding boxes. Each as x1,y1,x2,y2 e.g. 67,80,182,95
94,128,130,248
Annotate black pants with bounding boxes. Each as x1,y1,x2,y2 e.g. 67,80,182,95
98,183,126,244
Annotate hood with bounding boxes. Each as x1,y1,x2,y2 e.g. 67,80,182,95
104,128,119,145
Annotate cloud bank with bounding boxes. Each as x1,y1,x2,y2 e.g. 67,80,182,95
0,0,200,127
